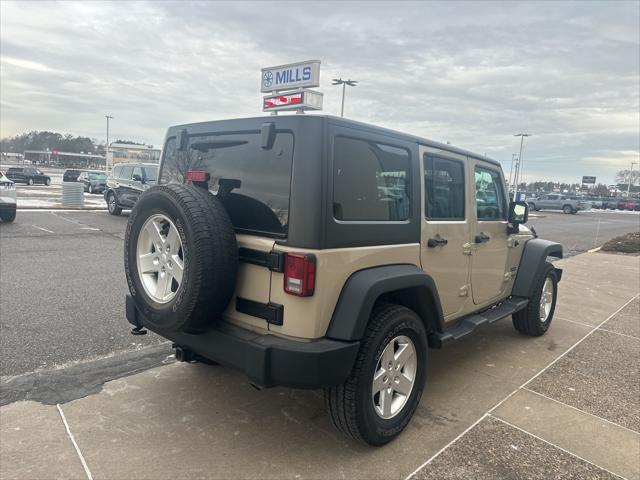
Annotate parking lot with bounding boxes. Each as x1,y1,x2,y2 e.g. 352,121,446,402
1,192,639,479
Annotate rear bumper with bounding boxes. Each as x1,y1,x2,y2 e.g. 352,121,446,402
126,295,359,389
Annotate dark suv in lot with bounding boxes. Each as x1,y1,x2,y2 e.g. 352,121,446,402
104,163,158,215
5,167,51,186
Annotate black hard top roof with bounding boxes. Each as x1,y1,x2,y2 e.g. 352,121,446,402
169,114,501,167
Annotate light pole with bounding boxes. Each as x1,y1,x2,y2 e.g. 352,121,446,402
105,115,113,173
628,162,638,197
332,78,358,117
508,153,518,195
513,133,531,201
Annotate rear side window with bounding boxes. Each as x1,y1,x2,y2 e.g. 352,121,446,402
160,131,294,237
333,136,410,221
475,166,506,220
424,155,465,220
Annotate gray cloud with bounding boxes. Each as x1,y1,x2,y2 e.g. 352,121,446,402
1,0,638,183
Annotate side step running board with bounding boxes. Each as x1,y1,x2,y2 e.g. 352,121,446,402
430,297,529,348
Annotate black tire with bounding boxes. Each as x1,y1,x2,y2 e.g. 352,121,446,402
27,178,34,186
325,304,428,446
124,184,238,333
0,209,16,223
513,262,558,337
528,203,536,211
45,178,51,186
562,205,573,214
107,192,122,215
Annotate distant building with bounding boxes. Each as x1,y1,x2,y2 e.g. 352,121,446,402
107,143,161,166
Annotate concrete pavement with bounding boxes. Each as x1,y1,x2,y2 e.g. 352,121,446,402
1,251,638,480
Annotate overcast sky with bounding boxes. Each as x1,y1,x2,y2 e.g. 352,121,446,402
1,1,638,183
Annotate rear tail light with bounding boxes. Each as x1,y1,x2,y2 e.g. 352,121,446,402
184,170,210,183
283,253,316,297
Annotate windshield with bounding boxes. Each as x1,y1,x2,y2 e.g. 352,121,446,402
160,131,294,237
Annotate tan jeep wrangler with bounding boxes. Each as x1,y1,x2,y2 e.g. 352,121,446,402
124,115,562,445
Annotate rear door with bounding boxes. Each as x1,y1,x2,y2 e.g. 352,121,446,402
470,161,510,306
159,129,295,333
420,146,472,321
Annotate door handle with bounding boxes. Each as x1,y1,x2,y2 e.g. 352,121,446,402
475,233,490,244
427,237,448,248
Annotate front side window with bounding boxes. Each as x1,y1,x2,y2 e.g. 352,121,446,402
424,155,465,220
143,166,158,182
333,136,410,221
475,166,506,220
120,166,133,180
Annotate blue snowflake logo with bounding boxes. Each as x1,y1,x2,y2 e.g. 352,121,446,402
263,71,273,88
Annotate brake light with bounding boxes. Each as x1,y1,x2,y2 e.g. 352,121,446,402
185,170,210,183
283,253,316,297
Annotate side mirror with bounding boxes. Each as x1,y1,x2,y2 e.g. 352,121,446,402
132,174,143,182
508,201,529,226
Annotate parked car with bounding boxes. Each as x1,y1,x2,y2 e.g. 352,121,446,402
527,194,587,214
124,115,563,446
63,168,84,182
618,198,640,211
0,170,17,222
5,167,51,186
602,198,621,210
78,170,108,194
104,163,158,215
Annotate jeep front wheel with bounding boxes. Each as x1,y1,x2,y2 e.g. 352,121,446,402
512,262,558,336
124,184,238,333
325,304,427,445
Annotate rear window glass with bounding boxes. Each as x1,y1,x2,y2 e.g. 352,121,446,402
333,136,410,221
160,131,294,237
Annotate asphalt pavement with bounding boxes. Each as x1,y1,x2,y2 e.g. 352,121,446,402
528,209,640,257
0,211,166,377
1,208,638,379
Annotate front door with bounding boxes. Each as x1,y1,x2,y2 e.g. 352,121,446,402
471,161,510,305
420,146,471,321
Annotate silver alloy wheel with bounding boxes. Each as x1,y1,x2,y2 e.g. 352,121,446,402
539,277,554,323
88,184,93,193
108,194,116,212
136,214,184,304
372,335,417,419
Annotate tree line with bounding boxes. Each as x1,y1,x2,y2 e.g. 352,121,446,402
0,131,150,155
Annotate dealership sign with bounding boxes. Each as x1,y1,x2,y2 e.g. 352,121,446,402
261,60,323,113
582,176,596,184
261,60,321,93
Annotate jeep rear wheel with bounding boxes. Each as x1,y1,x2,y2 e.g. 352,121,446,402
124,184,238,333
512,262,558,336
325,304,427,445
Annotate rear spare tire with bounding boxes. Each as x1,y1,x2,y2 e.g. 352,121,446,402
124,184,238,333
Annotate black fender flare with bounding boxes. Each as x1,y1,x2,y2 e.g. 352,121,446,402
512,238,563,297
325,264,444,342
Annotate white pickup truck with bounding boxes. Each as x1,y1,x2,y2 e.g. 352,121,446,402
528,194,591,214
